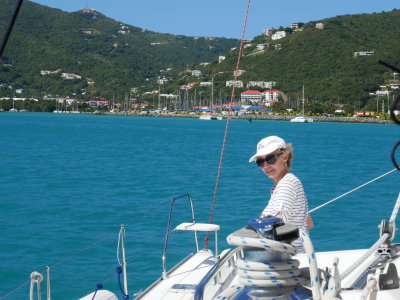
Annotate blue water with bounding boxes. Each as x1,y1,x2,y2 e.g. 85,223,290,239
0,112,399,299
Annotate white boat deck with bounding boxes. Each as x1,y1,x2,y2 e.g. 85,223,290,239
136,250,216,300
137,246,400,299
295,248,400,300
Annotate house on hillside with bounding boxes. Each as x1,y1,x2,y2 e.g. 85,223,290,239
354,51,374,57
263,29,273,36
62,73,81,80
256,44,268,51
291,22,304,29
241,90,262,103
226,80,243,88
262,90,282,101
157,77,169,85
271,31,286,40
192,70,202,77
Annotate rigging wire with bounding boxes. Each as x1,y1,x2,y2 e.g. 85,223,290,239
309,168,397,214
204,0,252,250
0,0,24,59
0,200,169,299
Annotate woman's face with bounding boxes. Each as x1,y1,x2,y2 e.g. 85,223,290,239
256,150,288,184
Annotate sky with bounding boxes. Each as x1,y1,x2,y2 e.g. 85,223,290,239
29,0,399,39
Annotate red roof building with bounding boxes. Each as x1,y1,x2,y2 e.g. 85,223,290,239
240,90,262,103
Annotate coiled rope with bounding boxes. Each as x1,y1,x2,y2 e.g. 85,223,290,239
204,0,252,250
226,229,322,300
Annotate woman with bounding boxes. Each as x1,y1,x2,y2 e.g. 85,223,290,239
249,135,313,251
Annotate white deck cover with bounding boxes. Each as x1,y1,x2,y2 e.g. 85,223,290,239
137,250,216,300
175,222,220,232
79,290,118,300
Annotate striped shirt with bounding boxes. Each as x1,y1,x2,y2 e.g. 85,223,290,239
261,173,309,251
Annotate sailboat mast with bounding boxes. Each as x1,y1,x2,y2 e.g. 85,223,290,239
211,76,214,111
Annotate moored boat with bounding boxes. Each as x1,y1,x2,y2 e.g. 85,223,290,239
290,114,314,123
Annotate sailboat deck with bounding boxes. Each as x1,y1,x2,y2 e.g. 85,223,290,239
136,250,216,300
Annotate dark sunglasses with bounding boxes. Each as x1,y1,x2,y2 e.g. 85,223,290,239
256,151,284,167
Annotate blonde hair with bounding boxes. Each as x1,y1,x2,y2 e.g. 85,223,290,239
284,143,293,169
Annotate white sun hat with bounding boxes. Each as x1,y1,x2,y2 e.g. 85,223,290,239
249,136,287,162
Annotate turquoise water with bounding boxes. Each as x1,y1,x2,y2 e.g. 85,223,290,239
0,112,399,299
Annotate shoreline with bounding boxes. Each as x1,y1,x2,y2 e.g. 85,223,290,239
95,112,394,124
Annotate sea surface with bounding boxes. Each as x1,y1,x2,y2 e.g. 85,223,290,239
0,112,399,299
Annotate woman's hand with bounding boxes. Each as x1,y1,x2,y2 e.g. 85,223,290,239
307,214,314,230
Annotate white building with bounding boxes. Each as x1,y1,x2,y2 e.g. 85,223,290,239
262,90,282,101
200,82,212,87
247,81,276,89
375,90,390,96
265,81,276,89
157,77,169,85
192,70,202,77
271,31,286,40
247,81,265,88
354,51,374,57
40,69,61,75
62,73,82,80
241,90,262,103
226,80,243,88
218,56,226,63
256,44,268,51
263,29,273,36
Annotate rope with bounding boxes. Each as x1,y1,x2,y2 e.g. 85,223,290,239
204,0,252,250
117,226,125,266
91,283,103,300
359,277,377,300
116,267,130,300
389,193,400,223
299,230,321,300
29,272,43,300
226,234,306,292
309,168,397,213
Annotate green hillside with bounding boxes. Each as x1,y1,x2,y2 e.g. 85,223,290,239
0,0,239,99
156,9,400,109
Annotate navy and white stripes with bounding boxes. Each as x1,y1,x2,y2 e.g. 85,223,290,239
261,173,309,251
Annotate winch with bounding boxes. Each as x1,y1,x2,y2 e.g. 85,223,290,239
227,215,312,300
